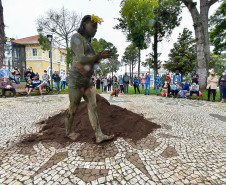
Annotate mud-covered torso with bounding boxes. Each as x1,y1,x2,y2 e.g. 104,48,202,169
71,33,97,78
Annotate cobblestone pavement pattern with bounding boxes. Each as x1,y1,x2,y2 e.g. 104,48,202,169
0,94,225,185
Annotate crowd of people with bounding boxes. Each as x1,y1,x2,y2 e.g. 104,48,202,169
91,70,226,103
1,64,226,103
0,65,68,98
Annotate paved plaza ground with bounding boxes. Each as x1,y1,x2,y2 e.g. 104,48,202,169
0,94,225,185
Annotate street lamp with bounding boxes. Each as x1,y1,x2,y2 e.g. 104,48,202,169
47,35,53,89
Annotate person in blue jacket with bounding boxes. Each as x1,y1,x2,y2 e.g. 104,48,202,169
178,81,190,98
145,73,151,95
0,65,10,81
154,74,162,95
133,76,140,94
173,70,181,84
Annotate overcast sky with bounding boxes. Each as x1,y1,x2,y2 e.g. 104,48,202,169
3,0,221,74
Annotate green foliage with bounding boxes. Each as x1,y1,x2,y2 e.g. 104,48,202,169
122,44,139,67
165,28,197,77
120,0,158,49
161,74,166,85
209,1,226,54
209,53,226,76
38,34,50,51
65,48,72,65
151,0,182,41
91,38,120,76
143,52,161,69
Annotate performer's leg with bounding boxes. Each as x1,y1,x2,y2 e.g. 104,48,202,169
65,87,83,139
83,86,114,144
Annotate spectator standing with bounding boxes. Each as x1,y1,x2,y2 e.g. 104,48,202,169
219,71,225,101
141,73,145,91
0,65,10,81
52,71,61,93
165,73,171,84
220,71,226,103
173,70,181,84
207,72,218,102
190,82,199,97
178,81,190,98
133,76,140,94
119,75,124,93
103,77,108,92
100,76,104,92
1,76,16,98
171,81,180,97
191,70,199,84
96,76,101,93
155,74,162,95
123,72,130,94
107,76,112,92
144,73,151,95
11,66,20,84
113,75,117,83
60,71,67,91
25,79,34,97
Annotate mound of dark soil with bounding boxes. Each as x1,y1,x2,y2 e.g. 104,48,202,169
21,95,160,146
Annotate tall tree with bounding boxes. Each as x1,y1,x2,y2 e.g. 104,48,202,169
36,6,81,71
209,1,226,54
91,38,120,76
119,0,158,79
122,44,139,82
0,0,4,68
150,0,182,82
178,0,219,89
165,28,197,79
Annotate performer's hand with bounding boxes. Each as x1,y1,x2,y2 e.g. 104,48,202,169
99,50,114,59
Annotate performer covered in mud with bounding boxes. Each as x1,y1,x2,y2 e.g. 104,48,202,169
65,15,114,144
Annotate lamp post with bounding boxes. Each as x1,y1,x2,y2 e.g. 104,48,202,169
47,35,53,89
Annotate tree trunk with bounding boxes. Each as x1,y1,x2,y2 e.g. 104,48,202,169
132,61,134,84
138,48,141,80
153,25,158,88
65,38,69,73
180,0,217,90
0,0,4,68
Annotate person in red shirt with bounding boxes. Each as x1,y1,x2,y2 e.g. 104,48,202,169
165,73,171,84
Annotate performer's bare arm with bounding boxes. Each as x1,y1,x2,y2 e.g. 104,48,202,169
71,37,114,64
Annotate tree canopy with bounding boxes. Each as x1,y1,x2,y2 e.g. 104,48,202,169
209,1,226,54
165,28,197,78
91,38,120,76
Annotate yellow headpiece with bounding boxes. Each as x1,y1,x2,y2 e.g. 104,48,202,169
91,14,104,24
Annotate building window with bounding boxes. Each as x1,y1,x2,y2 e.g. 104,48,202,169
60,55,63,63
32,48,37,56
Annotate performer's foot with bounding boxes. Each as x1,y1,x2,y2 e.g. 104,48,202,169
96,134,114,144
66,132,80,141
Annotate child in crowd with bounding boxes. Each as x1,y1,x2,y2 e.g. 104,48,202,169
161,81,169,97
110,81,119,97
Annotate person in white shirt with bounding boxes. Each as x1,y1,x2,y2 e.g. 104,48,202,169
60,71,67,91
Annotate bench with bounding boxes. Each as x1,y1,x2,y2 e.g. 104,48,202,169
0,84,46,96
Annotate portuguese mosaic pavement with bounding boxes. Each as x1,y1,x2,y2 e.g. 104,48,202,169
0,94,225,184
